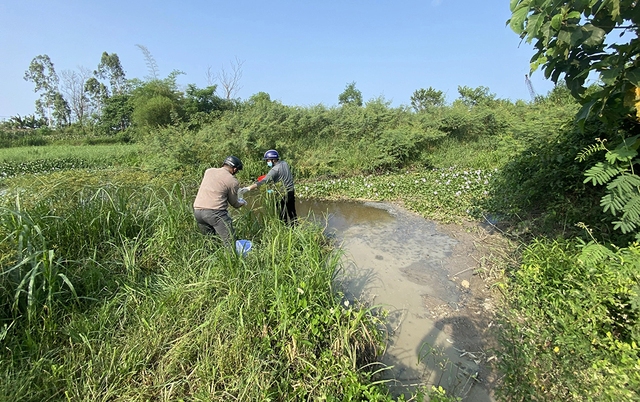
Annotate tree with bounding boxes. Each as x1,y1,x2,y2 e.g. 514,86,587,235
217,57,245,100
84,51,128,126
456,85,496,107
24,55,60,126
51,92,71,127
99,93,133,134
130,71,185,129
508,0,639,126
60,67,92,125
84,76,109,115
184,84,232,115
338,82,363,107
247,92,272,105
6,114,46,129
95,52,126,95
411,87,445,112
509,0,640,238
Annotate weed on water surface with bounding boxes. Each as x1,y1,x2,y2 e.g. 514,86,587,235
297,166,496,223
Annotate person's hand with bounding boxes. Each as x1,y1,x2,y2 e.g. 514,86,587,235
238,199,247,207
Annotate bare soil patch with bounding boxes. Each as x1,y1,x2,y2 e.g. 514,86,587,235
432,221,512,399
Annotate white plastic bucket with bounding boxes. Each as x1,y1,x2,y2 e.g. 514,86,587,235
235,240,252,256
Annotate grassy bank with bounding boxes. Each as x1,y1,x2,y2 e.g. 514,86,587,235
297,167,495,223
0,176,409,401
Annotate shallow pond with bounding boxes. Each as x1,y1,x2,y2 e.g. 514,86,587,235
297,199,496,401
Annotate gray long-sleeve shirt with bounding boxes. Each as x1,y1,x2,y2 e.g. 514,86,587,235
257,160,295,192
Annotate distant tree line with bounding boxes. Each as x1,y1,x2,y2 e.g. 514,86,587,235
15,47,245,137
11,46,552,140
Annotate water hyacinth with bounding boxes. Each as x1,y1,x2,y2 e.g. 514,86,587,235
0,158,104,178
297,166,497,222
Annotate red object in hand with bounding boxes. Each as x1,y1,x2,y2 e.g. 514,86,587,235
257,175,266,182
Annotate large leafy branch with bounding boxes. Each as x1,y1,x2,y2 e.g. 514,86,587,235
509,0,640,124
509,0,640,239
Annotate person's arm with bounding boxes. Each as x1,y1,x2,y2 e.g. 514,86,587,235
245,168,276,191
228,183,246,208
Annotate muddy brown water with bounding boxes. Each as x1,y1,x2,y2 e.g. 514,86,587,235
297,199,496,402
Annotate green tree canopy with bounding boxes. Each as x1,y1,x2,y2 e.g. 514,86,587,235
24,55,60,126
411,87,445,112
95,52,127,95
338,82,363,107
456,86,496,107
130,71,185,129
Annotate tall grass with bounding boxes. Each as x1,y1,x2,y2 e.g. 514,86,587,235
0,144,140,163
496,239,640,401
0,197,75,326
0,177,403,401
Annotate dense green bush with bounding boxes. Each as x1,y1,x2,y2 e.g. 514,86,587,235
0,128,50,148
141,91,545,180
485,111,637,243
497,239,640,401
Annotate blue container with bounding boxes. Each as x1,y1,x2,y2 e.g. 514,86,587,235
235,240,252,256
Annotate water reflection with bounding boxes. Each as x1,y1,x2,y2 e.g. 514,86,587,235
297,199,395,233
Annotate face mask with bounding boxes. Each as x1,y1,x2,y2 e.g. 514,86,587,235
267,161,273,168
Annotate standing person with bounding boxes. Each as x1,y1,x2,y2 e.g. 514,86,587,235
193,155,247,247
243,149,297,225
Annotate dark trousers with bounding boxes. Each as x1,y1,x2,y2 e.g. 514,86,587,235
194,208,234,246
279,191,297,226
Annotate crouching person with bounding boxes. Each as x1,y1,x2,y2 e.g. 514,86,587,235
193,155,247,247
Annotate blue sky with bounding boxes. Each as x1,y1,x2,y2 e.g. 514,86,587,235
0,0,557,119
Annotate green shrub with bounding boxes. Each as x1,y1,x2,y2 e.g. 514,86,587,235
0,129,49,148
484,115,620,242
497,239,640,401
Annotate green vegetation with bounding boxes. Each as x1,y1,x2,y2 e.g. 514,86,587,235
2,76,637,398
0,177,399,401
0,144,141,178
499,1,640,399
498,239,640,401
297,167,495,223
